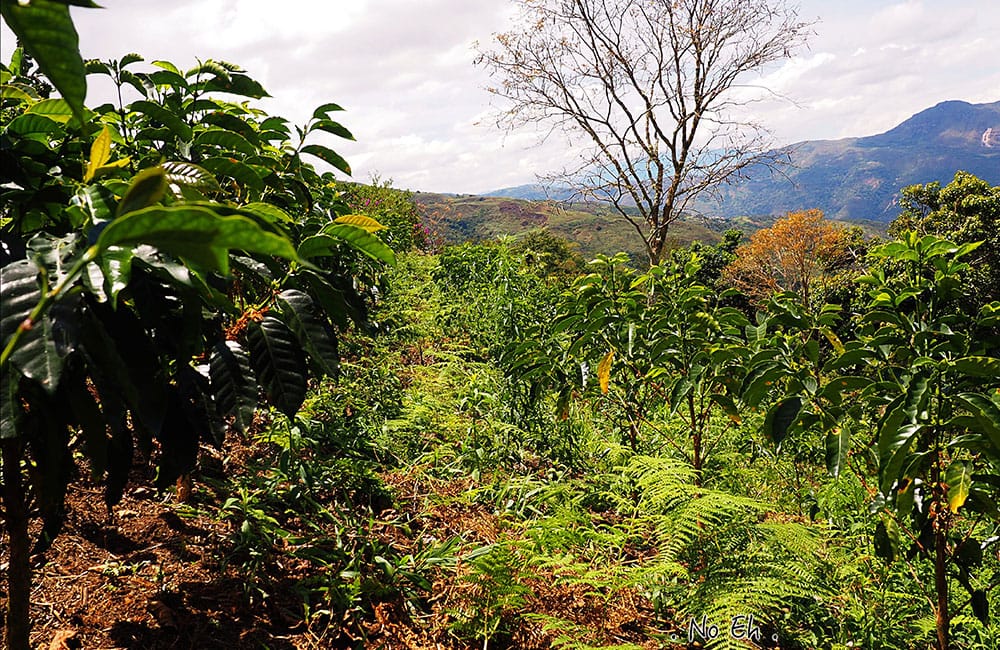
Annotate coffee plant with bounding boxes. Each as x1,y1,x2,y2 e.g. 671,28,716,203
1,5,396,647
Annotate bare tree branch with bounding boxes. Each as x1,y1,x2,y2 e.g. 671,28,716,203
476,0,813,264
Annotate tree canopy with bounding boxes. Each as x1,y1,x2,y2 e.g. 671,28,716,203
889,171,1000,305
722,209,861,306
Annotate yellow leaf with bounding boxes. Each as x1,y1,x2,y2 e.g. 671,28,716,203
946,461,971,514
822,328,845,355
334,214,387,233
597,349,614,395
90,157,132,179
85,126,112,182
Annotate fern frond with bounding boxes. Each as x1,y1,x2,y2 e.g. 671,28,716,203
756,521,825,558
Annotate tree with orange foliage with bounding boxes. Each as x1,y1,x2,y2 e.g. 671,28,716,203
722,209,861,306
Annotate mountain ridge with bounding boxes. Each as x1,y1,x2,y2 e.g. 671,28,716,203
482,100,1000,222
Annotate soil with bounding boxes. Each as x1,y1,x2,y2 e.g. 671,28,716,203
2,435,678,650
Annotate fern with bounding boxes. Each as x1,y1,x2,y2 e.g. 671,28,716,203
597,455,839,648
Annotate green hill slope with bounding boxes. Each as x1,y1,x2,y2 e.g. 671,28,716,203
412,192,724,260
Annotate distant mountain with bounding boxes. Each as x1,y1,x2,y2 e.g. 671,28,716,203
483,183,578,202
485,100,1000,222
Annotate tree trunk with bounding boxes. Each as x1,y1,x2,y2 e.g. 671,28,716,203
689,393,702,486
934,524,950,650
2,437,31,650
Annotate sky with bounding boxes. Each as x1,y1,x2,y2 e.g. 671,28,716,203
2,0,998,195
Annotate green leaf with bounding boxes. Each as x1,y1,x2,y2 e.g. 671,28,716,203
667,377,692,414
300,143,351,175
96,247,134,306
201,112,259,145
954,393,1000,460
116,52,143,67
296,270,348,330
972,590,990,626
209,340,258,435
17,381,72,552
297,234,340,260
323,223,396,266
76,306,144,438
763,396,801,446
954,539,983,570
825,345,875,372
73,184,117,224
62,360,107,476
8,45,23,74
130,99,193,141
202,72,269,99
740,361,782,408
193,128,257,156
200,156,264,191
952,356,1000,378
0,0,87,120
312,102,345,119
186,59,231,82
825,426,850,478
709,393,741,424
1,260,42,349
804,339,820,367
879,424,922,494
877,375,928,464
118,69,150,97
552,314,582,334
1,83,37,102
24,97,76,123
84,58,109,75
259,115,289,135
85,300,168,436
820,375,874,405
277,289,339,377
5,113,62,139
1,367,18,439
873,518,898,564
2,262,68,394
175,363,225,448
239,202,293,225
945,460,971,513
161,161,221,193
246,316,307,419
97,206,299,276
117,166,168,216
311,118,354,140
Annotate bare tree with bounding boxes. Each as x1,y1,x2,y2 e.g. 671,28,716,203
477,0,812,264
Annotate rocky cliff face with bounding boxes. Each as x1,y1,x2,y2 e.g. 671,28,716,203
983,127,999,148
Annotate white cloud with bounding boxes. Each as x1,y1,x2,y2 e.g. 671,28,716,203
2,0,998,194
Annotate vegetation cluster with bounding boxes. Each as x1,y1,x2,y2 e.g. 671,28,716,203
2,3,1000,650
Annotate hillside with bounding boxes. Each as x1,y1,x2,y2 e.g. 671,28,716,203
486,100,1000,222
412,192,723,261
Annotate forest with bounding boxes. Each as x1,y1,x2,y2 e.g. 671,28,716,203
2,2,1000,650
